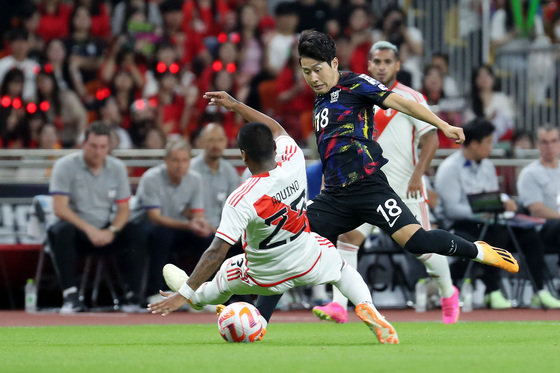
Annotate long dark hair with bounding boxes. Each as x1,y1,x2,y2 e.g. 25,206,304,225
471,65,495,118
0,68,24,96
37,70,62,116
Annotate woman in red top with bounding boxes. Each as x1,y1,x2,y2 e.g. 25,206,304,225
37,0,73,42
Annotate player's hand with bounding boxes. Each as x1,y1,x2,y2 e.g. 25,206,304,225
441,124,465,144
204,91,239,111
147,291,187,316
406,173,423,199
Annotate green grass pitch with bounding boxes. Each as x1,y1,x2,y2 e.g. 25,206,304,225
1,321,559,372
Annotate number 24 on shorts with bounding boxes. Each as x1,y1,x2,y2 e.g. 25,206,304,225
377,198,402,228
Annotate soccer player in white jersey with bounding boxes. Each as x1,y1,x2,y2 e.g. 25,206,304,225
148,91,399,344
313,41,460,324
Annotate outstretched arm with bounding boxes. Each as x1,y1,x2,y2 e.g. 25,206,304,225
204,91,288,139
147,237,231,316
383,93,465,144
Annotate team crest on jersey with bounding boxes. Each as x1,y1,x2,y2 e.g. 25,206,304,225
330,89,340,103
378,83,388,90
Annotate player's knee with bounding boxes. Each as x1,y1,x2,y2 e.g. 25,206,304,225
404,228,429,254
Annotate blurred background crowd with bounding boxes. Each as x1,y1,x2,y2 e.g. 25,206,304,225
0,0,559,157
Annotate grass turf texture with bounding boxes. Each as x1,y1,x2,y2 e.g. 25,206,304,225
1,321,558,372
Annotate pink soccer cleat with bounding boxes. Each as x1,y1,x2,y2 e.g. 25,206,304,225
441,286,460,324
312,301,348,323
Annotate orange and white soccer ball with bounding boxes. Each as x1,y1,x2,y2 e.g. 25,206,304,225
217,302,264,343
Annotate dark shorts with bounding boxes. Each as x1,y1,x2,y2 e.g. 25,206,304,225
306,171,419,243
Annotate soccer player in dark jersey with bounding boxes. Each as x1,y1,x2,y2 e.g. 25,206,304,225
255,30,519,324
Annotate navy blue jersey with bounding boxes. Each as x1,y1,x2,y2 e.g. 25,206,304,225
313,71,393,188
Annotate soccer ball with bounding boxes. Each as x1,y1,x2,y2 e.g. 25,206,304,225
217,302,264,343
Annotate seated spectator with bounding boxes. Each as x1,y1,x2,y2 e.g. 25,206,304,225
20,2,44,61
48,122,147,313
0,69,26,148
143,42,197,100
37,0,72,42
149,64,192,136
98,96,133,149
234,4,264,103
435,119,560,309
430,52,460,97
464,65,515,143
160,0,210,68
16,123,61,180
517,126,560,302
420,65,463,148
109,70,139,131
190,123,240,229
36,65,87,148
275,44,315,143
265,2,299,78
112,0,163,37
0,29,39,100
345,5,374,75
45,39,73,91
128,98,156,147
181,0,230,40
196,70,240,145
74,0,111,41
372,5,424,89
64,5,106,101
132,138,214,304
100,38,146,92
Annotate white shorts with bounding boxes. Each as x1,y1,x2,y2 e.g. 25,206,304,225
355,197,431,238
213,241,343,297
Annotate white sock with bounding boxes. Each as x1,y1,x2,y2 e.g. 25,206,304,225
332,262,376,313
63,286,78,298
417,253,454,298
474,242,485,261
311,284,329,301
332,241,359,308
194,273,231,306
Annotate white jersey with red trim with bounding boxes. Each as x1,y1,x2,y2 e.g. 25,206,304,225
215,135,325,286
374,81,436,198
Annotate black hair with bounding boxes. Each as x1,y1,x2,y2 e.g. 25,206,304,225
298,30,336,66
463,118,495,146
5,28,28,42
85,121,111,140
237,122,275,163
471,65,495,118
0,68,24,95
159,0,184,13
37,68,62,116
431,52,449,65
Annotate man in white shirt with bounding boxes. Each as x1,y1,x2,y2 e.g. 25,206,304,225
517,126,560,308
314,41,460,324
134,139,214,302
148,91,400,344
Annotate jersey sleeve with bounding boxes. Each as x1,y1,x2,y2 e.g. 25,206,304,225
190,173,205,212
215,200,251,245
412,95,435,137
115,161,131,203
136,173,161,210
354,73,393,109
274,135,305,166
49,157,71,195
